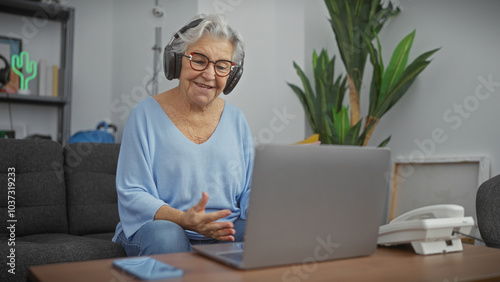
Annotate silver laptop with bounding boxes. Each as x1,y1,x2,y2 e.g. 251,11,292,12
193,144,390,269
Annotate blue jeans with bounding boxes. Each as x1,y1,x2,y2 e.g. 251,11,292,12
115,218,246,256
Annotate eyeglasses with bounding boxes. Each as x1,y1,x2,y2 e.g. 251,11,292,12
182,52,235,77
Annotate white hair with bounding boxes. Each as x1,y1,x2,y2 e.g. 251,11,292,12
170,14,245,65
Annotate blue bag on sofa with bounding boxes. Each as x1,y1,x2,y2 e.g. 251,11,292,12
69,121,117,144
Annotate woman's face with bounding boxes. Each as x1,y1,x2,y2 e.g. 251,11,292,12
178,35,234,108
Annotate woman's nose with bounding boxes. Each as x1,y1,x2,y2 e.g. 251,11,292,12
201,62,217,79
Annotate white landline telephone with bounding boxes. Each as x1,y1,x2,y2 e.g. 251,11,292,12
378,204,475,255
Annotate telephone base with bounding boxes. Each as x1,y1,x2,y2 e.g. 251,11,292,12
411,238,463,255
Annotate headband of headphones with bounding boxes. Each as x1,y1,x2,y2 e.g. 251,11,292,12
163,17,244,95
0,54,10,87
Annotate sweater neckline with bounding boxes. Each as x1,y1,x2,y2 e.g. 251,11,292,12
150,96,228,146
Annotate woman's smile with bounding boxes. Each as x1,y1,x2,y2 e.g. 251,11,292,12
194,81,215,90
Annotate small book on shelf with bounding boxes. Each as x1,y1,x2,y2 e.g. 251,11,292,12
52,65,59,97
38,59,47,96
45,65,52,97
37,62,59,97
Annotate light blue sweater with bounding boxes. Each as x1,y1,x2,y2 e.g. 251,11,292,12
112,97,254,241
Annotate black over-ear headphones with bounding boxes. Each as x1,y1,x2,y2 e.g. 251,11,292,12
0,54,11,87
163,17,244,95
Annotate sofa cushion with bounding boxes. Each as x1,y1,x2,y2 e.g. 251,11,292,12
64,143,121,235
0,233,126,282
83,232,116,241
0,139,68,236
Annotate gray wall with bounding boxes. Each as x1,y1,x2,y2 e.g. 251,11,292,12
71,0,114,138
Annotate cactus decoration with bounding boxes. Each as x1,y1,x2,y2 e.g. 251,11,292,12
11,51,37,93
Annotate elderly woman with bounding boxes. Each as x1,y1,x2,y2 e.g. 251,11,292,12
112,14,254,256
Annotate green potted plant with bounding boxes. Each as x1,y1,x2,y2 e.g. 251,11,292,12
288,0,439,146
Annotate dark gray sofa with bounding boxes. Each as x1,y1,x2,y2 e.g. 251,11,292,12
0,139,126,282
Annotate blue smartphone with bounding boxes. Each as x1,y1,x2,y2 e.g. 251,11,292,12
112,257,183,280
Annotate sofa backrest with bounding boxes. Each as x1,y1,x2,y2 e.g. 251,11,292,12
0,139,69,236
64,143,121,235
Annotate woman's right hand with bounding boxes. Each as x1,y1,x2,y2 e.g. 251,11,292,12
180,192,236,241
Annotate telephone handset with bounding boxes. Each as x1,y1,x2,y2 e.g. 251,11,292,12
378,204,475,255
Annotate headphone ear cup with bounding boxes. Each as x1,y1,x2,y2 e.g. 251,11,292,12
0,69,8,85
173,52,183,79
163,44,184,80
164,45,176,80
0,55,9,85
164,18,204,81
223,65,243,95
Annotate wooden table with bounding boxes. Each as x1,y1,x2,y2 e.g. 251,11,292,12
30,244,500,282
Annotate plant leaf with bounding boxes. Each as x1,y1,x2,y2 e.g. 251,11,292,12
344,119,362,145
333,105,351,144
324,0,399,93
379,30,415,100
334,74,348,111
362,31,383,118
323,115,336,144
357,119,377,146
291,61,317,128
287,82,317,131
374,47,440,118
377,136,391,147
